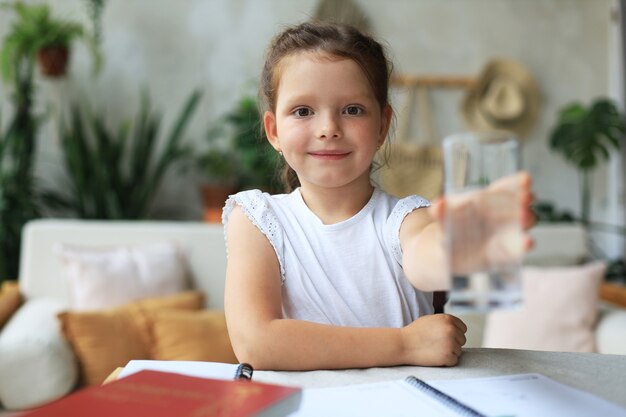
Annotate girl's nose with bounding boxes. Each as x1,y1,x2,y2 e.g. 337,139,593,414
317,113,341,140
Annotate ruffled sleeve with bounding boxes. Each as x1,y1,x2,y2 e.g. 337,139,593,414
385,195,431,266
222,190,286,282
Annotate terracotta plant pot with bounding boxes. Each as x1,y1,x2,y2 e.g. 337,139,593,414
200,184,238,223
37,46,70,78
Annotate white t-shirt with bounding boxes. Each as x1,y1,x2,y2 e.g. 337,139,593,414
223,187,434,328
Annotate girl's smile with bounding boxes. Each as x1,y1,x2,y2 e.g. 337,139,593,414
308,149,351,160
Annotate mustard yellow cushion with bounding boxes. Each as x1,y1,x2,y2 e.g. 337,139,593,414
148,309,237,364
58,290,204,386
0,281,22,329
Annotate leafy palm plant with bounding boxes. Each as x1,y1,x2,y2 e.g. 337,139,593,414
549,98,625,225
43,90,202,219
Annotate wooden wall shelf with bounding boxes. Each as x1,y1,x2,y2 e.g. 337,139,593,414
390,74,476,89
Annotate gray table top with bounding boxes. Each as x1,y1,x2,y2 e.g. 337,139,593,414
255,348,626,408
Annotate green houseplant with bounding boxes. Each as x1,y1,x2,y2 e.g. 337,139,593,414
550,98,626,279
198,96,279,190
198,96,277,191
0,102,40,283
197,95,279,221
0,1,99,79
0,2,41,283
228,96,279,192
549,98,625,225
42,90,202,219
196,145,239,222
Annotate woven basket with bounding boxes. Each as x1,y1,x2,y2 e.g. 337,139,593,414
380,87,443,200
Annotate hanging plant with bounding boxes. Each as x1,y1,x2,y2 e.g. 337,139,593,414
0,2,100,80
83,0,106,46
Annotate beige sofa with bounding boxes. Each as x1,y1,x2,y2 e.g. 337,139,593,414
0,219,625,411
0,220,227,410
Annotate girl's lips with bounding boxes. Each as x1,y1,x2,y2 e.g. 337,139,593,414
309,150,351,160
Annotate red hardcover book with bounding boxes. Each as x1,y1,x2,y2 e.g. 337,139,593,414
21,370,301,417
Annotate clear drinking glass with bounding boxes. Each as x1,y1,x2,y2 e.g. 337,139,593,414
442,131,523,311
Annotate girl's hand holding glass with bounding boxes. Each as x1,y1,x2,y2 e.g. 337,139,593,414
430,171,534,276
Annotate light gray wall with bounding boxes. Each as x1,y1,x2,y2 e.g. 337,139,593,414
0,0,622,255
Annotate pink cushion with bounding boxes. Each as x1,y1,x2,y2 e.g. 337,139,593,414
57,242,191,311
483,261,606,352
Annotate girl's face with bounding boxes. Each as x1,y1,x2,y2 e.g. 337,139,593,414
264,51,392,192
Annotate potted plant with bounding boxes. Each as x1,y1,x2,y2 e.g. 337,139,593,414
196,95,279,222
0,101,40,283
197,146,239,222
549,98,626,277
41,90,202,219
549,98,625,226
0,1,42,283
0,2,99,80
228,96,279,192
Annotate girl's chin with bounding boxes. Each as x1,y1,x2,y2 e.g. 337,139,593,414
299,176,373,191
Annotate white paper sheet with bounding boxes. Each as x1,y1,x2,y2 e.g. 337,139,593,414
287,373,626,417
118,360,240,380
430,373,626,417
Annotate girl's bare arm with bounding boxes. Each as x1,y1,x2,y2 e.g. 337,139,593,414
399,210,449,292
224,206,464,370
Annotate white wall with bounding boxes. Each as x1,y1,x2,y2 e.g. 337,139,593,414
0,0,622,254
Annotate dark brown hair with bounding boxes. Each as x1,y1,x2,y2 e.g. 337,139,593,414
260,21,393,192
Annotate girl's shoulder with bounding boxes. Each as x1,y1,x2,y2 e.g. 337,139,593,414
378,190,431,266
225,189,291,210
222,188,294,229
374,188,431,214
222,189,289,280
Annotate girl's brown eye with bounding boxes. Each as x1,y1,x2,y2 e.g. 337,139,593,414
345,106,363,116
295,108,311,117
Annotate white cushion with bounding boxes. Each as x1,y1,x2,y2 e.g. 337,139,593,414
57,242,190,311
596,306,626,355
0,298,78,410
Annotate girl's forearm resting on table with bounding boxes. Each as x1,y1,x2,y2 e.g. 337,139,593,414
229,312,466,370
230,318,405,371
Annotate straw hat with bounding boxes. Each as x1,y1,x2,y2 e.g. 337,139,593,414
462,59,540,139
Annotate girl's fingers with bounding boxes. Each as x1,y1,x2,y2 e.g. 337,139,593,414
523,210,536,230
490,171,531,192
524,235,534,251
428,198,445,221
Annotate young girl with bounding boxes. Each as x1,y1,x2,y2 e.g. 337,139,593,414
223,21,533,371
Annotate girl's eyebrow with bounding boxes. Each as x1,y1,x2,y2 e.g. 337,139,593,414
281,93,315,104
281,93,376,105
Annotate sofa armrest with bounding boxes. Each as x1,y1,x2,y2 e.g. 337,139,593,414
595,304,626,355
0,298,78,410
